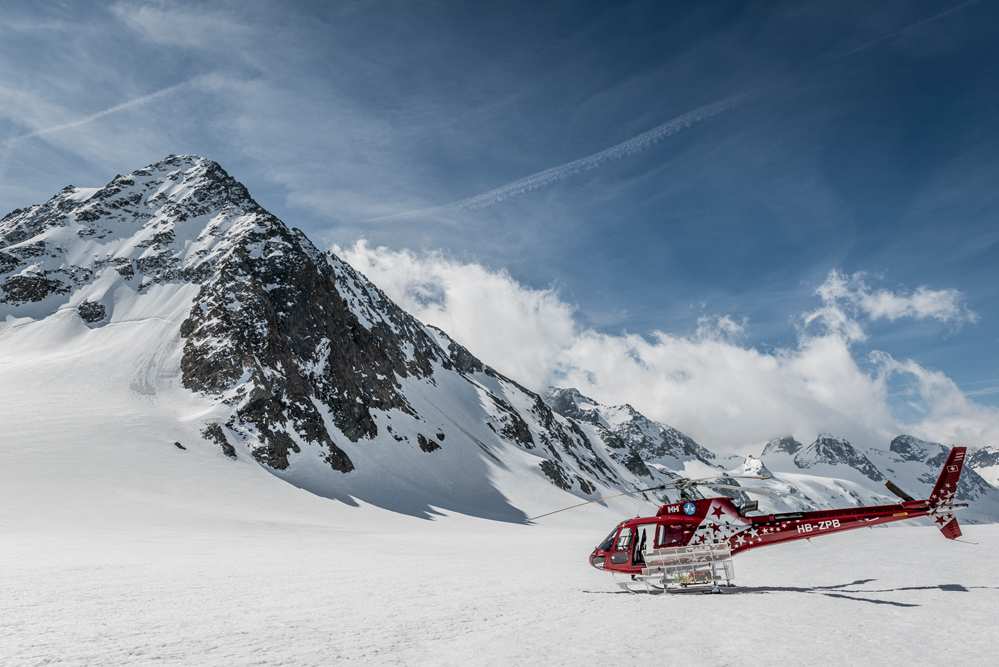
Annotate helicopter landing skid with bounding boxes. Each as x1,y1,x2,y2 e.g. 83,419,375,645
613,544,736,594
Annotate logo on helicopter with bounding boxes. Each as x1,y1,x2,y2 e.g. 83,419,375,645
683,502,696,515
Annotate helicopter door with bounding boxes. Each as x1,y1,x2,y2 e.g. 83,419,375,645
655,523,684,547
609,527,632,564
632,524,656,565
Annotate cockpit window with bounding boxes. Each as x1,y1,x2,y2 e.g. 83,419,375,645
597,527,618,552
614,527,633,551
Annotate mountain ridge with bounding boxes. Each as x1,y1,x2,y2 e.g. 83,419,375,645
3,154,997,523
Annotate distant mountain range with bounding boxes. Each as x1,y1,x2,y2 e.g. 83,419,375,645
3,155,997,523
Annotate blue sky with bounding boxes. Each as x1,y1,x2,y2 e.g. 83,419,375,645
1,1,997,448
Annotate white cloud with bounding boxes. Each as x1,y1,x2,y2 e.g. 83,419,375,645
337,241,577,389
806,269,978,341
695,314,747,341
339,241,999,454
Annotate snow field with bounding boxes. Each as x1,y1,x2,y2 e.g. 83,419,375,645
3,210,998,665
2,517,997,666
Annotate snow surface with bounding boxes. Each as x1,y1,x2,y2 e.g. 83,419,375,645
3,492,997,665
2,316,998,666
3,159,997,665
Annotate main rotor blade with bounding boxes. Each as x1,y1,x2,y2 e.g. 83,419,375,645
526,484,666,522
694,483,784,498
885,480,915,502
671,475,774,485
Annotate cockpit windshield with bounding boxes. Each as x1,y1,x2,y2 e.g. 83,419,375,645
596,526,619,552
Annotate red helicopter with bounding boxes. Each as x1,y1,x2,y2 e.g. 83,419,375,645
533,447,970,592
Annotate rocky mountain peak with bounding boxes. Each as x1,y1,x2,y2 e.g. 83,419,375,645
762,436,803,457
889,435,936,462
542,387,602,425
0,154,269,319
740,454,772,479
793,434,885,482
3,156,704,517
543,385,716,467
969,445,999,470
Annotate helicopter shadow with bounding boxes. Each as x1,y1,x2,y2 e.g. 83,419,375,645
583,579,997,607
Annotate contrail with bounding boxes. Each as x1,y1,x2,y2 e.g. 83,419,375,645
0,80,190,185
362,0,981,223
819,0,982,64
2,80,189,147
362,92,755,222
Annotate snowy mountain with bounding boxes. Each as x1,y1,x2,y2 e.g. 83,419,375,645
543,387,717,469
3,154,997,525
0,155,702,520
750,433,999,523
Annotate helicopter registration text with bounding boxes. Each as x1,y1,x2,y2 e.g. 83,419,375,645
797,519,840,534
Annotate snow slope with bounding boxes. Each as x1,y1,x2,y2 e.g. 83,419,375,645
3,155,998,665
740,435,999,524
2,349,995,665
0,156,689,521
4,155,997,526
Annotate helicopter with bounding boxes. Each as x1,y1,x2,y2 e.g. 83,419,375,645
532,446,971,593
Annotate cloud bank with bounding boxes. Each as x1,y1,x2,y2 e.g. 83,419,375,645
339,241,997,454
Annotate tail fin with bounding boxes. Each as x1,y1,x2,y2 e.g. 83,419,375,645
928,446,967,540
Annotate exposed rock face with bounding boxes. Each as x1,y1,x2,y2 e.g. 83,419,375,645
12,154,994,522
177,214,451,472
969,445,999,469
543,387,715,467
762,436,803,457
77,300,105,323
2,274,70,304
201,423,237,459
417,434,440,453
890,435,933,462
793,435,885,482
1,155,706,512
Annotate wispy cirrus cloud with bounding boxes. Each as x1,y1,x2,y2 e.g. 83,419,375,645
362,93,754,222
110,2,253,49
0,78,199,185
2,81,190,147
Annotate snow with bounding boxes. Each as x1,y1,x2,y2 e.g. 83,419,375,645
3,314,997,666
64,186,101,202
2,489,997,665
3,157,997,664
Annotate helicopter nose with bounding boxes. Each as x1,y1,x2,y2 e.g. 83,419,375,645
589,550,606,569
